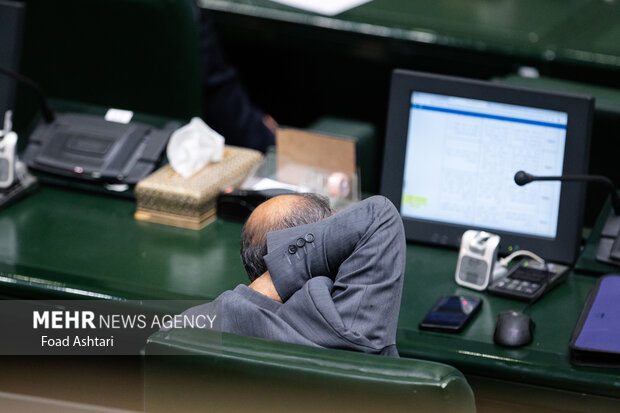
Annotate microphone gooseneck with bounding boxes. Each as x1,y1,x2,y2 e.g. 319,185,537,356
514,170,620,216
0,65,55,124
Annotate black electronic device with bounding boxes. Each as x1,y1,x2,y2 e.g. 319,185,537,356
381,69,594,265
493,310,534,347
0,0,24,119
22,113,176,186
2,3,174,194
419,295,482,333
216,187,295,222
0,65,178,196
569,275,620,368
515,170,620,267
488,258,569,301
598,214,620,266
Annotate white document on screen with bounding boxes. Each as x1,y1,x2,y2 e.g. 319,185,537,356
269,0,371,16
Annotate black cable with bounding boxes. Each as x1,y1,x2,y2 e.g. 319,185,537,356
0,65,55,124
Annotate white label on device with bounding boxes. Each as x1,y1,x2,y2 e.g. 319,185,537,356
105,108,134,124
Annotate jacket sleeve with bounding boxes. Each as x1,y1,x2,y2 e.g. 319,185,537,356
263,196,406,349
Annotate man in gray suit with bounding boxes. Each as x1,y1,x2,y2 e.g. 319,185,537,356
180,194,405,357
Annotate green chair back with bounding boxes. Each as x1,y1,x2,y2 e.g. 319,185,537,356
145,328,476,413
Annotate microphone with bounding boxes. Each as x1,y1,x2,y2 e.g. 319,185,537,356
514,170,620,216
514,170,534,186
0,65,55,123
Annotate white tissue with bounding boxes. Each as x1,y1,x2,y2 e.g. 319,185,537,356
166,117,224,178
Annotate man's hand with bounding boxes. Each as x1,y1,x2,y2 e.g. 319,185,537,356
249,271,283,303
262,114,278,136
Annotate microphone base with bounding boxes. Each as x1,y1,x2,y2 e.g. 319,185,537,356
0,172,37,209
596,211,620,266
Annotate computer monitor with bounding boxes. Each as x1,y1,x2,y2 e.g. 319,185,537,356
381,70,594,264
0,0,25,120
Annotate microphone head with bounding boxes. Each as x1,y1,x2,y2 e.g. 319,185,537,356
514,171,534,186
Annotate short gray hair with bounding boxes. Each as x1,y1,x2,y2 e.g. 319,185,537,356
240,194,331,282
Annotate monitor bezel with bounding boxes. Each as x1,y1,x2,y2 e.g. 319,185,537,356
381,69,594,264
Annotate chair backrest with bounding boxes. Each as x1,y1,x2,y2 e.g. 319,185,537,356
17,0,202,127
145,328,476,413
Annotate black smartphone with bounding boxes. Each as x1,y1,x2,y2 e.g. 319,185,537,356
419,296,482,333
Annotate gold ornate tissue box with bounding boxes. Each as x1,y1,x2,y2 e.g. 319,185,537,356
134,146,263,230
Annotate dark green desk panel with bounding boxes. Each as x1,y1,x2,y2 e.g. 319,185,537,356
200,0,620,70
0,187,248,300
495,75,620,114
16,0,202,134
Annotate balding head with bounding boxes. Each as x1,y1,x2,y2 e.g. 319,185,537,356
241,193,332,282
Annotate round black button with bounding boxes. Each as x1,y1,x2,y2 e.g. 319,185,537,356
304,233,315,243
288,245,297,254
296,238,306,247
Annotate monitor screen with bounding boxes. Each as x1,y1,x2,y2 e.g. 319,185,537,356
381,70,594,264
402,92,567,239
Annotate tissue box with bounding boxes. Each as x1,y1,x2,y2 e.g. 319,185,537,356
134,146,263,229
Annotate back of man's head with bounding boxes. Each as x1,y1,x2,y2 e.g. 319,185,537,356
240,193,332,282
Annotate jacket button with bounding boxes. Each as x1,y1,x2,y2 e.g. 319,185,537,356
304,233,315,243
288,245,297,254
296,238,306,247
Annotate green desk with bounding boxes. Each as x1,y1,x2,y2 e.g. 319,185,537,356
0,186,246,300
1,184,619,408
397,245,620,408
200,0,620,71
2,103,620,410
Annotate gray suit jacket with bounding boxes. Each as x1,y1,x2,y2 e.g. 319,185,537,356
180,196,406,357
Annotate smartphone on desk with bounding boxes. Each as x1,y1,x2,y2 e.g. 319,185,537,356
419,295,482,333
